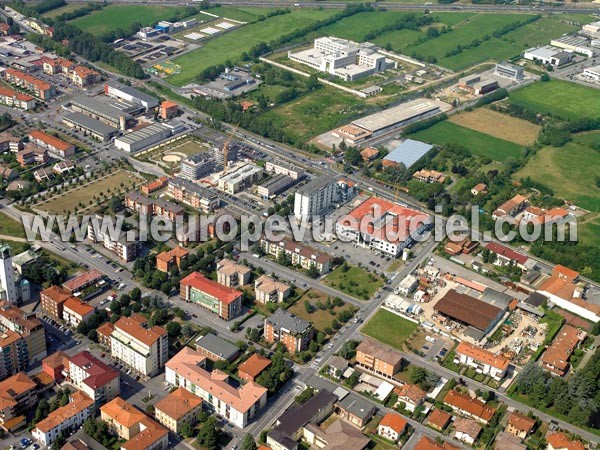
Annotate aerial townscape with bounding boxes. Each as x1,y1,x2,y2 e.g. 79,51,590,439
0,1,599,450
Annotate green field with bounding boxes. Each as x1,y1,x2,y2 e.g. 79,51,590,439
501,17,578,48
410,121,523,162
509,80,600,120
196,6,278,23
514,137,600,211
167,9,336,86
323,265,385,300
0,213,25,239
361,309,418,350
70,5,178,35
43,3,82,18
314,11,418,42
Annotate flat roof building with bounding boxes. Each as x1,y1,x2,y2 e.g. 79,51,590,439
257,174,297,199
523,46,574,67
115,123,172,153
494,62,524,80
70,95,132,129
382,139,433,169
551,35,594,57
104,81,159,110
294,176,338,221
195,333,239,362
62,112,119,142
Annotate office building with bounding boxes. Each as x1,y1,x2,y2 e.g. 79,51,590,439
265,161,305,180
494,62,524,80
180,272,242,320
180,152,215,181
264,309,314,354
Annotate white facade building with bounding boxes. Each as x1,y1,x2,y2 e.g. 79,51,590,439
0,245,18,303
294,176,338,222
454,341,509,381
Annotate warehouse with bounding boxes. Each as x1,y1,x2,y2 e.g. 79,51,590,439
70,95,132,129
62,112,119,142
458,75,498,95
104,81,160,110
383,139,433,169
583,64,600,81
434,289,505,340
350,99,447,137
550,36,595,57
257,174,297,199
114,123,172,153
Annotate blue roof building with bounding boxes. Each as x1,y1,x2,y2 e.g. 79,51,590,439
383,139,434,169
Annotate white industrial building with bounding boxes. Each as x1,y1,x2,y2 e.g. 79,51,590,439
494,62,524,81
217,162,263,194
104,81,160,110
583,64,600,81
582,21,600,35
523,46,574,66
114,123,172,153
288,36,397,81
550,36,594,57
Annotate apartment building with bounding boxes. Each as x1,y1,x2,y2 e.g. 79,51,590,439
356,339,403,378
217,163,263,194
4,69,55,99
264,309,314,354
0,302,47,365
412,169,446,183
0,372,37,428
265,161,305,180
29,130,75,158
259,237,331,274
69,351,120,407
16,144,48,167
180,272,243,320
110,316,168,377
32,391,94,446
216,258,251,287
254,275,290,304
71,66,100,87
167,177,220,212
156,246,190,273
124,192,184,221
0,330,28,381
141,177,169,195
62,269,104,295
454,341,509,381
541,325,587,377
180,152,215,181
492,194,528,220
63,297,95,328
41,351,70,383
0,86,35,110
154,387,202,433
42,56,74,75
165,347,268,428
87,218,141,262
40,285,72,322
294,176,338,221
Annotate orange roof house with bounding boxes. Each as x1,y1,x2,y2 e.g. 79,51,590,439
42,351,70,382
455,341,509,380
552,265,579,282
546,432,585,450
141,176,169,195
426,408,452,431
240,101,254,111
238,353,272,382
541,325,586,377
156,246,190,272
443,390,496,423
505,412,536,439
360,147,379,162
154,387,202,433
377,412,407,441
414,436,460,450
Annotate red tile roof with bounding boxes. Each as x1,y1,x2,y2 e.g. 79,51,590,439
485,242,529,265
29,130,73,152
456,341,509,371
238,353,272,379
546,432,585,450
427,409,452,429
180,272,242,305
379,412,407,434
70,350,119,389
443,390,496,422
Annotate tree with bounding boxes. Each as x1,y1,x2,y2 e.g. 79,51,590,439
295,387,314,405
196,416,220,450
181,421,195,439
240,434,257,450
166,321,182,337
541,72,550,82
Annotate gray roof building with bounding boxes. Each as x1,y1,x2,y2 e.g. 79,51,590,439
335,393,376,425
266,309,312,335
70,95,132,126
62,112,119,141
105,81,160,109
195,333,240,362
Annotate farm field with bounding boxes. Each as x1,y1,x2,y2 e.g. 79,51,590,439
410,120,523,162
514,139,600,211
259,87,369,143
323,265,385,300
438,38,521,71
501,17,579,48
36,171,141,214
69,5,178,36
509,80,600,120
287,290,357,332
43,3,82,18
167,9,336,86
448,108,540,146
361,309,418,350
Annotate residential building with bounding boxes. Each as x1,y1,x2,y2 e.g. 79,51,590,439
360,147,379,162
492,194,528,220
165,347,268,428
69,351,120,407
327,356,348,379
237,353,272,382
100,397,168,450
104,81,160,110
195,333,239,362
443,390,496,424
62,440,92,450
414,436,460,450
254,275,290,304
395,383,426,412
160,101,179,120
62,297,95,328
294,177,338,221
505,412,536,440
452,417,481,445
0,330,28,381
53,160,76,175
454,341,509,381
180,272,243,320
378,412,407,441
541,325,586,376
335,393,375,428
88,219,141,262
167,177,220,212
110,316,168,377
302,419,370,450
494,62,524,80
356,339,403,378
0,302,47,364
546,432,585,450
70,66,99,87
259,237,331,274
494,432,527,450
32,391,94,446
471,183,488,195
426,409,452,431
444,237,478,256
154,387,202,433
40,285,72,322
216,258,251,287
141,177,169,195
41,351,69,383
413,169,445,183
124,192,184,221
97,322,115,349
4,69,55,99
336,196,430,257
0,133,23,153
16,144,48,167
265,161,305,180
155,246,189,273
42,57,74,75
217,163,263,194
485,242,530,270
0,372,37,428
264,309,314,354
62,269,104,295
0,86,35,110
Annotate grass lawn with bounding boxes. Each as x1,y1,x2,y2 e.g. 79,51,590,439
258,87,369,142
36,171,141,214
361,309,418,350
167,9,336,86
0,213,26,238
43,3,83,18
438,38,521,71
513,140,600,211
323,265,385,300
288,290,357,332
410,121,524,162
196,6,277,23
509,80,600,120
316,11,419,42
70,5,179,36
501,17,579,48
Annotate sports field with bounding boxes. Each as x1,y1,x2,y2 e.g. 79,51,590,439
448,108,540,146
70,5,178,36
410,120,523,162
509,80,600,120
167,9,336,86
514,137,600,211
362,309,418,350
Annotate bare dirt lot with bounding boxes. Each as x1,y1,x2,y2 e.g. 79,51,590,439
448,108,540,146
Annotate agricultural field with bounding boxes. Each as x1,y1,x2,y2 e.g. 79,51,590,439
167,9,336,86
36,171,141,215
514,136,600,211
43,3,82,18
410,120,524,162
323,265,385,300
258,87,369,143
448,108,541,146
361,309,419,350
509,80,600,120
501,16,579,48
69,5,178,36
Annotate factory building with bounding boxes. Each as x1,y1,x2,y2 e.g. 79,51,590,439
62,112,119,142
494,62,524,81
257,174,297,199
70,95,132,130
114,123,172,153
104,81,160,110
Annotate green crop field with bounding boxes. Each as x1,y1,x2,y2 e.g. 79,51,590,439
410,121,523,162
69,5,178,35
439,38,520,71
509,80,600,120
167,9,335,86
362,309,418,350
514,137,600,211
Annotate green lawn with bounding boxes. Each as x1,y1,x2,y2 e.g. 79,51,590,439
323,265,385,300
361,309,418,350
410,121,524,162
43,3,83,18
501,17,579,48
439,38,521,71
0,213,26,238
167,9,336,86
287,290,357,332
509,80,600,120
514,140,600,211
70,5,178,35
197,6,277,23
316,11,419,42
